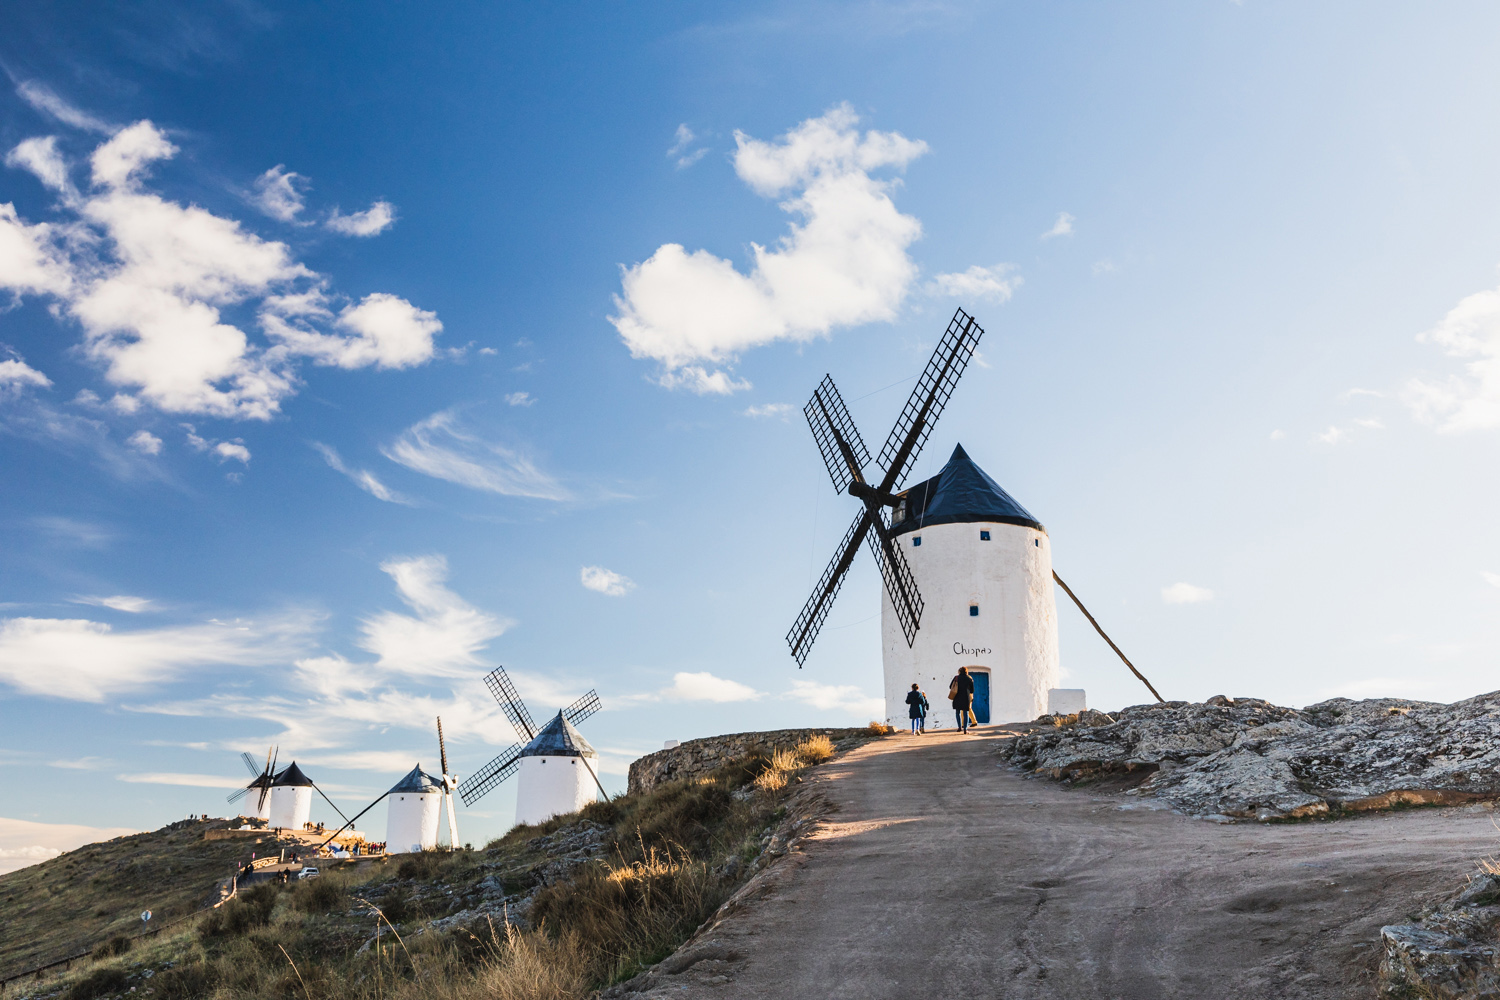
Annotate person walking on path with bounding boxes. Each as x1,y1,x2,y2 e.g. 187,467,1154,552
949,667,976,733
904,683,929,734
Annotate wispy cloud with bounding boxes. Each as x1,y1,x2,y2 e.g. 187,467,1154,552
617,671,762,705
0,816,137,875
580,565,634,597
1405,281,1500,432
924,263,1019,302
383,410,571,500
1161,582,1213,605
72,595,155,613
326,201,396,237
126,429,163,455
312,442,412,505
1041,211,1074,239
116,772,245,788
358,555,512,679
16,81,114,134
785,679,883,717
667,123,709,169
0,358,52,397
504,391,534,407
613,104,928,393
250,165,308,222
743,403,793,420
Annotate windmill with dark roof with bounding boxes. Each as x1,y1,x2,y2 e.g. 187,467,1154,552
457,666,606,827
788,307,1164,724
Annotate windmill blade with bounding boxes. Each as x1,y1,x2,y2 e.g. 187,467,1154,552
786,508,874,667
227,787,250,804
458,745,524,806
864,510,924,647
256,784,271,814
876,309,985,491
483,667,537,742
437,717,449,778
804,375,871,495
563,690,601,729
240,752,262,778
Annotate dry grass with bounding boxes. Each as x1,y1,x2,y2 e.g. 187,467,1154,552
866,721,896,735
796,734,835,764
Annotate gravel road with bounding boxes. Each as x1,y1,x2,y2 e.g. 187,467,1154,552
640,727,1500,999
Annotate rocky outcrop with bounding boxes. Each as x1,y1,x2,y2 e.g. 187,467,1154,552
628,728,868,795
1002,692,1500,821
1380,872,1500,998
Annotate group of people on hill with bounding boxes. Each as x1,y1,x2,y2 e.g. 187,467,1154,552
904,667,979,735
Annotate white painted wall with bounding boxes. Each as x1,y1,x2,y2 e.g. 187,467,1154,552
882,520,1061,726
268,785,312,830
514,755,596,827
386,791,441,853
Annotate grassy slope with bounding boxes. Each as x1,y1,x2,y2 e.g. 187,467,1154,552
0,820,276,977
4,731,872,1000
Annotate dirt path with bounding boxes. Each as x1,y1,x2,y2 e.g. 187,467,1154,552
637,727,1500,999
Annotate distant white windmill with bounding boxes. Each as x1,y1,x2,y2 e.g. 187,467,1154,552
385,718,461,853
458,666,605,827
226,748,277,821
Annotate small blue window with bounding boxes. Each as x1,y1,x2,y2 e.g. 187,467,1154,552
969,605,979,617
980,530,990,541
912,537,921,547
1034,539,1039,547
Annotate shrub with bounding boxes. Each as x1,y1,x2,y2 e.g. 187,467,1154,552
200,882,277,937
627,781,735,856
795,734,836,764
90,934,132,959
64,967,128,1000
150,963,219,1000
866,721,895,735
294,872,347,913
396,849,448,881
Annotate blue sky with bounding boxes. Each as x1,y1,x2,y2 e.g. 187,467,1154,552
5,1,1500,865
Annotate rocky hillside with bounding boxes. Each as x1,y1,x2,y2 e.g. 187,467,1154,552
1002,692,1500,821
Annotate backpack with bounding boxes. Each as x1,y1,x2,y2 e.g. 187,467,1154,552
947,678,959,700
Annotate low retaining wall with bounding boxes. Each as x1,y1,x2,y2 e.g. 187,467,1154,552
628,728,869,795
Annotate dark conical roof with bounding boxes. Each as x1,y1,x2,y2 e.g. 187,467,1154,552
889,444,1044,536
272,761,314,787
519,711,597,759
388,765,443,794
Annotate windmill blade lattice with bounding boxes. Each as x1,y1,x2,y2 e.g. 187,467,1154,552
563,690,601,729
876,309,984,491
458,745,524,806
484,667,537,741
805,376,871,494
786,307,985,667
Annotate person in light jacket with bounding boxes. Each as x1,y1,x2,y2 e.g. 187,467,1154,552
904,683,928,734
949,667,976,734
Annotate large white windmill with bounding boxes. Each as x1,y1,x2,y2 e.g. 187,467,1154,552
788,308,1166,725
226,748,277,821
458,667,606,827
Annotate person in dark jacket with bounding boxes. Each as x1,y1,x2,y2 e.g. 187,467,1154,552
950,667,976,733
904,683,928,734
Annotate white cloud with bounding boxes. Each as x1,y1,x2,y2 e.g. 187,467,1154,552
326,201,396,237
743,402,793,419
0,613,313,701
1092,259,1117,275
1315,425,1347,445
1041,211,1074,239
1483,571,1500,588
127,429,162,454
251,165,307,222
1341,387,1384,401
383,410,571,500
183,424,249,463
312,442,411,504
1269,429,1286,441
1353,417,1385,430
1161,582,1213,605
116,772,245,788
612,104,927,391
667,124,709,169
72,595,155,613
662,671,759,702
358,555,511,678
6,136,73,194
581,565,634,597
656,366,752,396
785,679,884,718
0,358,52,396
1405,281,1500,432
16,81,114,134
504,391,534,407
0,816,137,875
0,119,440,421
925,263,1019,302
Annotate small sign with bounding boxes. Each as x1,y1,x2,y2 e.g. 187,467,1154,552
141,910,152,923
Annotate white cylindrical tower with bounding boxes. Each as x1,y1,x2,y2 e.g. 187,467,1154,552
881,444,1061,727
268,761,315,830
386,766,443,853
514,712,598,828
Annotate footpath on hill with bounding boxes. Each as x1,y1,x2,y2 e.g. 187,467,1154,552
616,727,1500,1000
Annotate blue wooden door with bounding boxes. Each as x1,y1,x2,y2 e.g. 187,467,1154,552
972,672,990,724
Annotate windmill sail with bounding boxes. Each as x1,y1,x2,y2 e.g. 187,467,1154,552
563,690,601,728
786,308,985,666
458,744,524,806
484,667,537,741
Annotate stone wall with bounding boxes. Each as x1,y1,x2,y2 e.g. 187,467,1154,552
628,728,869,795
